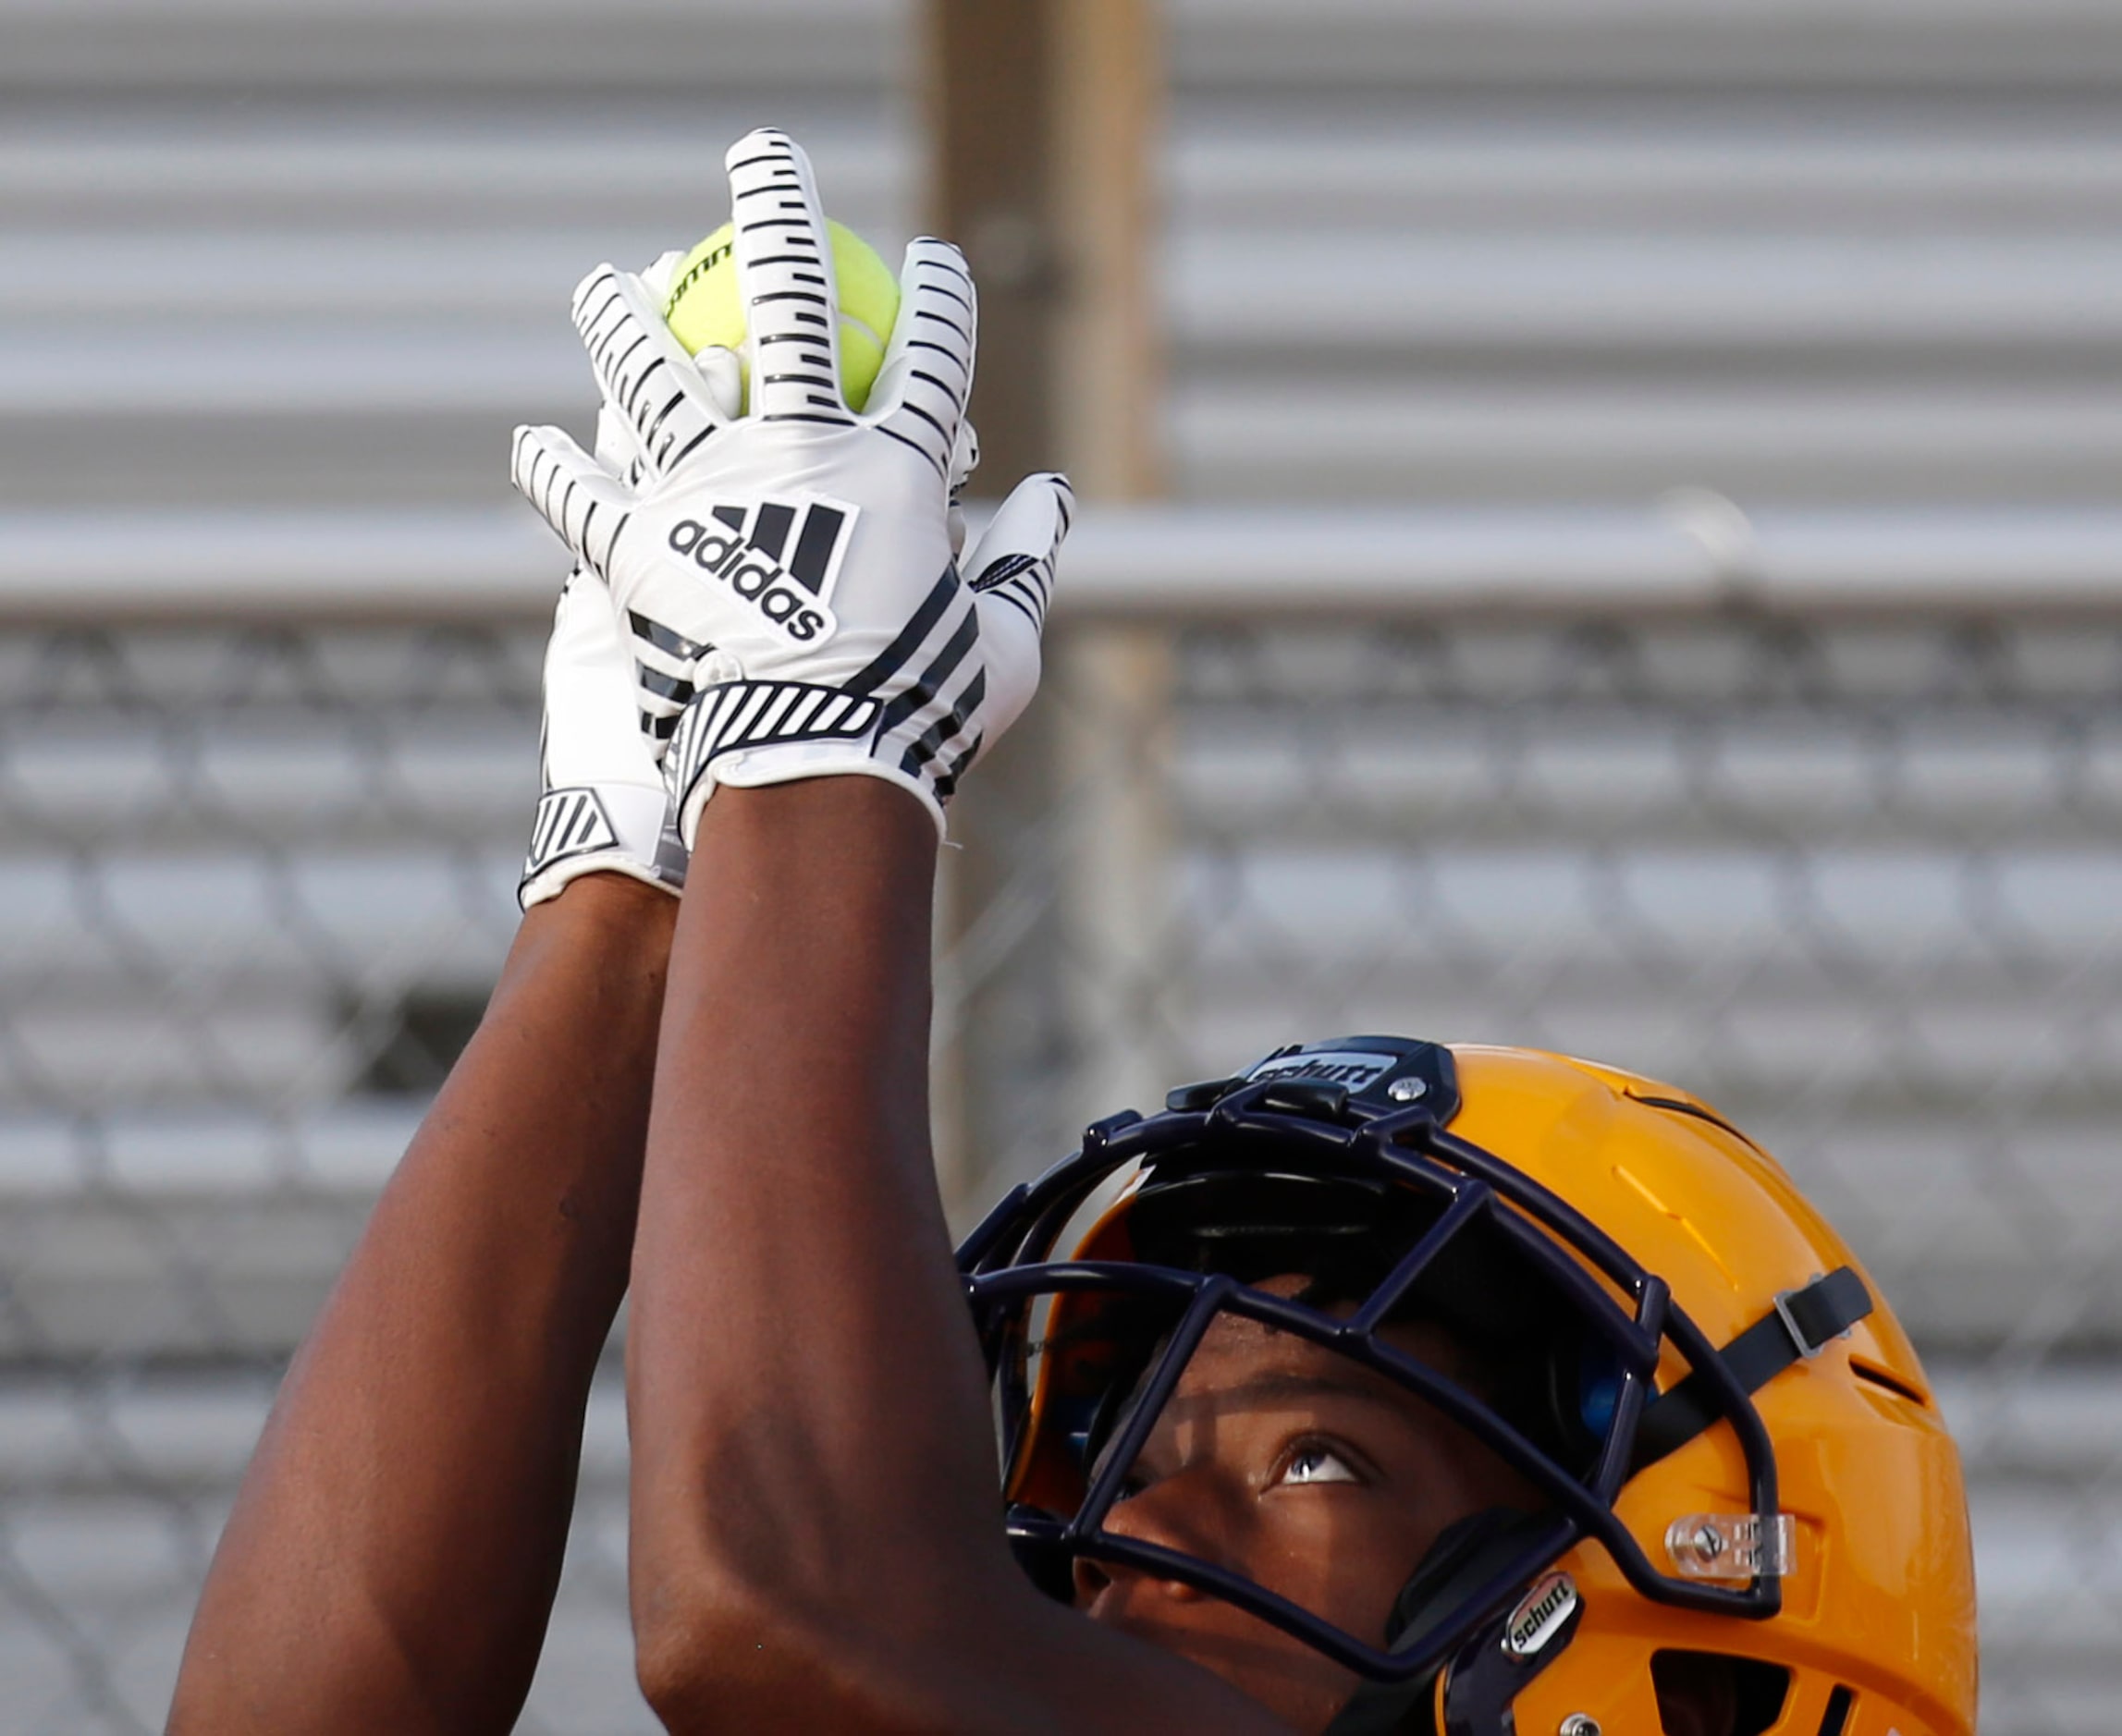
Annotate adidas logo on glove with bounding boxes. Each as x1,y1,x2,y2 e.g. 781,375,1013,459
664,497,859,646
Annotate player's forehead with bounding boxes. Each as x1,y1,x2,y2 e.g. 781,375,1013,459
1159,1277,1469,1423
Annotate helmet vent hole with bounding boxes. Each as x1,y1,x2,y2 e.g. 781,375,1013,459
1650,1650,1792,1736
1849,1355,1931,1408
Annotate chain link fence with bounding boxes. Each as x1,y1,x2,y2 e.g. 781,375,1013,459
0,605,2116,1731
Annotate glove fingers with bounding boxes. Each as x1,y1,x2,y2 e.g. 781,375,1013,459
724,128,854,427
963,470,1073,643
954,471,1070,769
638,247,687,306
571,263,727,475
510,423,632,580
868,237,976,481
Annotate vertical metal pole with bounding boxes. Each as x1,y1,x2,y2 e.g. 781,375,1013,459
1047,0,1165,505
924,0,1170,1217
1045,0,1176,1133
924,0,1062,1214
922,0,1058,489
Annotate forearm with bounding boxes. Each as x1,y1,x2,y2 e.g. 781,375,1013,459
623,782,1286,1736
577,126,1230,1730
172,875,676,1736
626,781,1021,1708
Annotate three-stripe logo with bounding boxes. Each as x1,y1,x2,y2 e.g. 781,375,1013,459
631,493,863,740
661,494,859,648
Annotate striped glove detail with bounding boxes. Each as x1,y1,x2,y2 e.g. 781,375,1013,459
510,128,1070,847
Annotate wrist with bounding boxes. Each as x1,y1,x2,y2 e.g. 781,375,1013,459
679,751,948,849
521,781,685,910
521,870,682,949
521,854,681,910
692,773,941,866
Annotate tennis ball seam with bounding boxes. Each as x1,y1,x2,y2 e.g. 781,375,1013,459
662,219,898,413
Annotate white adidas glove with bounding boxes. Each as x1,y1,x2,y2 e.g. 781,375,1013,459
517,402,690,910
509,127,1071,845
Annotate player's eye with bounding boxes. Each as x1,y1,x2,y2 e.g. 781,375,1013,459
1274,1440,1363,1488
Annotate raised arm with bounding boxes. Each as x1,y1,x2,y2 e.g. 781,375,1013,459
171,559,684,1733
170,877,672,1734
626,782,1282,1733
506,127,1281,1733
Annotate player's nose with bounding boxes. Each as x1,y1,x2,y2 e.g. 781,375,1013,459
1073,1473,1236,1608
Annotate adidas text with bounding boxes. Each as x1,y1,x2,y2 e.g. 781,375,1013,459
668,520,833,643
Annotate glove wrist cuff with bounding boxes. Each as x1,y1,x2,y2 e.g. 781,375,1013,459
682,751,948,845
665,677,955,847
521,853,683,911
520,782,685,910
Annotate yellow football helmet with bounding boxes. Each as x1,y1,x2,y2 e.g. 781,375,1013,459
958,1036,1977,1735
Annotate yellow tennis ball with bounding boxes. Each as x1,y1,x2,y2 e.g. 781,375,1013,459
661,219,900,413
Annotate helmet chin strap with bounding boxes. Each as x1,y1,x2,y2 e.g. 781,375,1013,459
1323,1510,1577,1736
1632,1266,1871,1470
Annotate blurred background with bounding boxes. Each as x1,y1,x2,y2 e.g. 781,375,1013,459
2,0,2119,1728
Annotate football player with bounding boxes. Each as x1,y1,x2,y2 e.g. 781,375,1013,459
170,131,1975,1736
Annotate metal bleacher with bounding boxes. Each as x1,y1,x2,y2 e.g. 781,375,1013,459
2,0,2120,1729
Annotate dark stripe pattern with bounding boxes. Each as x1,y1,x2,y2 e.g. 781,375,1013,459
664,679,884,819
724,131,857,429
510,427,630,577
568,266,719,475
521,788,619,887
660,556,989,825
965,473,1070,637
840,562,986,797
872,242,975,480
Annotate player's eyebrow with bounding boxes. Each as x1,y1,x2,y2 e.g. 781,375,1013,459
1174,1367,1419,1416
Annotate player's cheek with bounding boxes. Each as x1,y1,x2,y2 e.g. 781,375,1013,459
1250,1491,1409,1643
